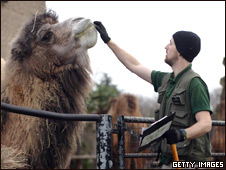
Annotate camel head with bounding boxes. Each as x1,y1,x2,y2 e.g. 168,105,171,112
9,10,97,79
108,94,143,125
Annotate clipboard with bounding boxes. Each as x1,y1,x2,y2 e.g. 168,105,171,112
138,112,175,152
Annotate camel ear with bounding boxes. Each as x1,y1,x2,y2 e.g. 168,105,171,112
126,95,136,110
110,98,117,104
11,47,24,61
11,47,22,56
11,42,31,61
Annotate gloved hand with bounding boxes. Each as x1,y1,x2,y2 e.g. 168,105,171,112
93,21,111,43
164,128,187,144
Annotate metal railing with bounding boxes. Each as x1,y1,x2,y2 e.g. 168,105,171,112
1,102,225,169
1,102,113,169
117,115,225,169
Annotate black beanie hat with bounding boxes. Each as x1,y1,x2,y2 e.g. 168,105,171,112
173,31,201,62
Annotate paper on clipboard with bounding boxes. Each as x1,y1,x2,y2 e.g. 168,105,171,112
138,112,175,152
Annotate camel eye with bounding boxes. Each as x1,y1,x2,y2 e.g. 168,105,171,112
41,31,53,43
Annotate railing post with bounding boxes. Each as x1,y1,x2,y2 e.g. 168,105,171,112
96,114,113,169
118,115,125,169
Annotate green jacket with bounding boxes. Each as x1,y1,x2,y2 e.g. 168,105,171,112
151,66,212,162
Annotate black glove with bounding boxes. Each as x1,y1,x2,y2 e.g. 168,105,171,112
93,21,111,43
164,128,186,144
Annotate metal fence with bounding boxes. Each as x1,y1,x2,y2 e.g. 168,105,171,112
1,102,113,169
1,102,225,169
117,115,225,169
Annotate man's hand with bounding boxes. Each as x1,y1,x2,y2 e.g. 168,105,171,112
164,128,187,144
94,21,111,43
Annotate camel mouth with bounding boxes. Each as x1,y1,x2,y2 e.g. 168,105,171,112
73,19,95,39
74,23,95,39
72,18,97,49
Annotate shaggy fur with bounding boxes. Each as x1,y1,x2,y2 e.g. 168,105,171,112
108,94,149,169
1,145,29,169
1,9,97,169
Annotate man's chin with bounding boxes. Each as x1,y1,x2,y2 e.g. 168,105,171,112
165,58,172,66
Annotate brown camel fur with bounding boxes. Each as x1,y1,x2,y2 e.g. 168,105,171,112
1,9,97,169
108,94,149,169
211,101,225,162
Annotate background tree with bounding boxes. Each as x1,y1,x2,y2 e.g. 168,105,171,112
86,73,121,114
74,73,121,168
210,88,222,113
212,57,225,120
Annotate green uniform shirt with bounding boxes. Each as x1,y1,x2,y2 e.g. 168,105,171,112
151,64,212,115
151,64,212,165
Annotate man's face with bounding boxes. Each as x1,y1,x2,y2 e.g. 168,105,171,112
164,38,180,66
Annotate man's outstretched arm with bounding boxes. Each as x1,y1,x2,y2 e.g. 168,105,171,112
107,40,153,84
94,21,153,84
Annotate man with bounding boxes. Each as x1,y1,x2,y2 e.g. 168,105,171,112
94,21,212,168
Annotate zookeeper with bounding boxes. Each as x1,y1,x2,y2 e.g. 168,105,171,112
94,21,213,168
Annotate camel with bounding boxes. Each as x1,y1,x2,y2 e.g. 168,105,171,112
108,94,150,169
211,62,225,162
211,101,225,162
1,9,97,169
